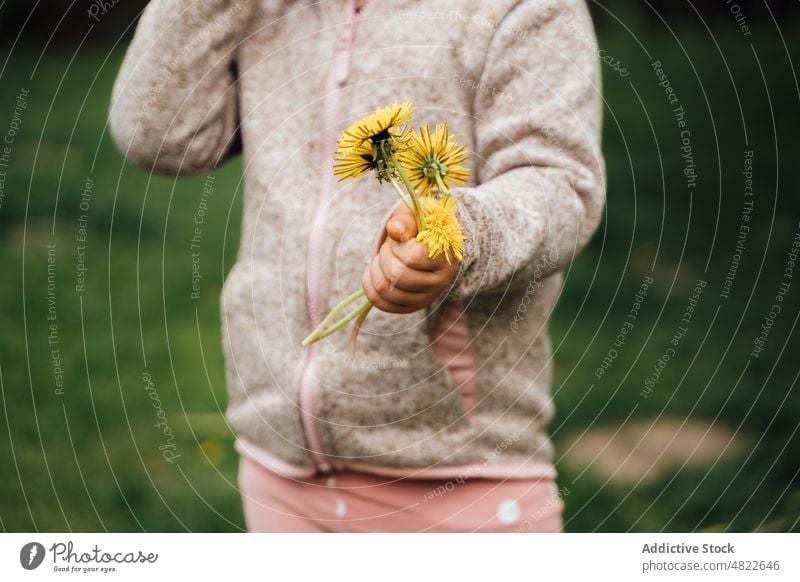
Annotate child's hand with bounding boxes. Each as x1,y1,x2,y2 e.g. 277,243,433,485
361,204,459,314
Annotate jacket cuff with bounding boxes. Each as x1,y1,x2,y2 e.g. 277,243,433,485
440,187,483,302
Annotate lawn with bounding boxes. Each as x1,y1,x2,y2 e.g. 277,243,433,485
1,19,798,531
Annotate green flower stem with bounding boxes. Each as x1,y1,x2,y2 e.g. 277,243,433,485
389,177,414,212
434,172,452,204
310,299,372,343
302,289,366,345
348,302,374,356
395,164,425,232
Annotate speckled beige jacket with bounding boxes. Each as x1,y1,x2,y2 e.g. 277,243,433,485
110,0,605,480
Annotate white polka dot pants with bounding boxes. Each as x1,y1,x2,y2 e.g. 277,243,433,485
239,456,564,532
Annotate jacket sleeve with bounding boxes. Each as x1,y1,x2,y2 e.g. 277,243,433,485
108,0,255,175
447,0,606,300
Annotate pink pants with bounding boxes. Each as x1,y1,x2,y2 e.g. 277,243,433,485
238,456,564,532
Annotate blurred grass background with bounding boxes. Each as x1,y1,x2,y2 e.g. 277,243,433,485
1,1,799,531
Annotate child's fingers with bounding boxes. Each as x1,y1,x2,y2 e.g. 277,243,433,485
361,259,421,314
378,242,440,292
361,266,395,312
393,238,449,271
368,257,427,307
386,205,418,242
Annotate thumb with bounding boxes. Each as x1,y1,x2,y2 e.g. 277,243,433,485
386,205,418,242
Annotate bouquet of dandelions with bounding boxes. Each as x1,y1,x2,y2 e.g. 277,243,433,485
302,101,470,350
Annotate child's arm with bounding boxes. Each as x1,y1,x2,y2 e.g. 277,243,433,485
448,0,606,300
364,0,605,313
108,0,255,175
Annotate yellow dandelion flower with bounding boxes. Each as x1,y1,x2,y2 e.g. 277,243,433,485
398,122,470,195
416,195,465,264
333,139,376,181
337,101,414,150
333,101,415,181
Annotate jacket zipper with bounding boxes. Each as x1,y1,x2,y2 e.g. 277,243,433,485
299,0,364,473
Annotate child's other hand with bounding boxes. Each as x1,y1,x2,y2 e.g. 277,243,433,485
361,204,458,314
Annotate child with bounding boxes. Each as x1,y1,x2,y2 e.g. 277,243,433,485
110,0,605,532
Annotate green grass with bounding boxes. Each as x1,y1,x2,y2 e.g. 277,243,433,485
1,21,798,531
